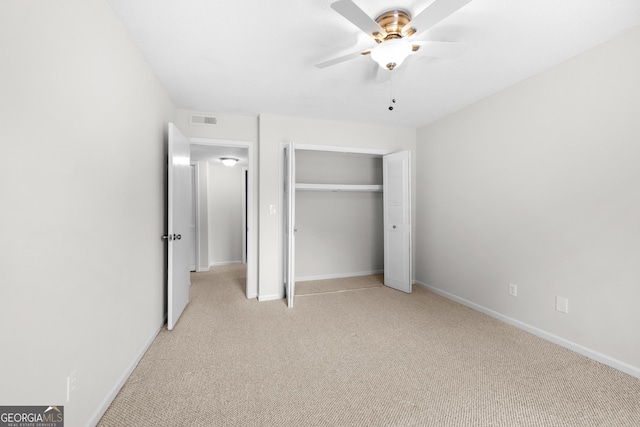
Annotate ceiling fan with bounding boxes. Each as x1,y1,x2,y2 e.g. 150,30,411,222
316,0,473,72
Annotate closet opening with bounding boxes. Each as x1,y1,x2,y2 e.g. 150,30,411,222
283,144,411,308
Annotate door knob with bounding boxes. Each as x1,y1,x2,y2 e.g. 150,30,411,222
162,235,171,241
173,234,182,240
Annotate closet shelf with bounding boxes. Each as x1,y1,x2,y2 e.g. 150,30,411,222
296,183,383,192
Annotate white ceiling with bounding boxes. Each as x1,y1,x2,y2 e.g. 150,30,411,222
106,0,640,129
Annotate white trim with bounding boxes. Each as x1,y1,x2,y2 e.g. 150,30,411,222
284,143,296,308
210,260,243,267
415,281,640,380
88,323,163,426
241,167,248,264
297,270,384,282
190,164,198,272
278,142,287,303
258,293,284,302
190,137,249,147
246,292,258,299
196,267,209,273
296,183,383,192
293,143,393,156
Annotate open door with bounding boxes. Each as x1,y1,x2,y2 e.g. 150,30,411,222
167,123,192,329
383,151,412,293
283,143,296,308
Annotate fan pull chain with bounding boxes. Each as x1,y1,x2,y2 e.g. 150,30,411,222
388,71,396,111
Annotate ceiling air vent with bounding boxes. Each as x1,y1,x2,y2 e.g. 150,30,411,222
189,114,217,126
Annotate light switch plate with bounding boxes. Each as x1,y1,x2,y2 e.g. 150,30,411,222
556,296,569,314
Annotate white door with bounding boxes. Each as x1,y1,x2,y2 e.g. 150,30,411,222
383,151,412,293
283,143,296,308
167,123,192,329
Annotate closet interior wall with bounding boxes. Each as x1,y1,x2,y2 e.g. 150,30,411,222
294,150,384,281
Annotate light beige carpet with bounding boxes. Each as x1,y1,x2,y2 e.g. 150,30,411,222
295,274,384,295
98,265,640,426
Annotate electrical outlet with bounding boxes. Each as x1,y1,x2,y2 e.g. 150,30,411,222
509,283,517,297
66,371,77,402
556,296,569,314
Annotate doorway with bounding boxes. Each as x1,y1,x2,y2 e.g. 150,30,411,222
189,138,257,299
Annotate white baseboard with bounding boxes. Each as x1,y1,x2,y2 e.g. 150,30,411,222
196,267,210,273
415,281,640,379
210,260,243,267
258,293,283,302
88,321,163,426
296,270,383,282
246,292,258,299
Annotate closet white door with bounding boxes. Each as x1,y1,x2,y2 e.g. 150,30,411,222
283,143,296,308
383,151,412,293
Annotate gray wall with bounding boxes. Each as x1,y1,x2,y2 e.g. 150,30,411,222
416,28,640,374
295,151,383,279
0,1,176,425
208,162,244,265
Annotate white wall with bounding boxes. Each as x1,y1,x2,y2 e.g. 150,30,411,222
175,109,258,142
416,28,640,375
0,1,176,426
208,162,244,265
258,114,416,300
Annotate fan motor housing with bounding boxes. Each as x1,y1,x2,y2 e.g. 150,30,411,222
374,9,415,41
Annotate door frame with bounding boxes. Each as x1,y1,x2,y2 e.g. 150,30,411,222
189,164,197,272
191,162,207,272
242,167,248,265
190,137,257,299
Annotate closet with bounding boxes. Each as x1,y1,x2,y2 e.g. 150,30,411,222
284,144,411,308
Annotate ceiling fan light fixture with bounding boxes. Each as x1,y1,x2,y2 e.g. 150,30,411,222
220,157,238,167
370,39,413,70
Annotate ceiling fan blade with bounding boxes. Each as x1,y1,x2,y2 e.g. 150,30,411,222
412,41,469,58
315,49,370,69
331,0,387,39
406,0,473,38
